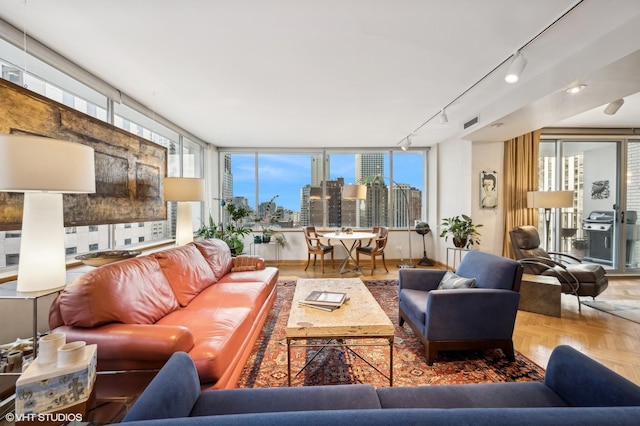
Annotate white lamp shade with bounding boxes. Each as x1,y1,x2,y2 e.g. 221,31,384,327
0,135,96,293
0,135,95,193
164,177,205,202
343,184,367,200
527,191,574,209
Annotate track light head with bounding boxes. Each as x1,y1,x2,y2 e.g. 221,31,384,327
505,52,527,84
399,137,411,151
604,98,624,115
439,109,448,124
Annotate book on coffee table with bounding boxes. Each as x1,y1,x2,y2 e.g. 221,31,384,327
298,301,341,312
302,290,347,307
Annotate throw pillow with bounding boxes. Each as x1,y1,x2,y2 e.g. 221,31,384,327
231,255,259,272
437,270,476,289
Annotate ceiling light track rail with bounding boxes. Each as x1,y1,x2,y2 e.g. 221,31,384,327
398,0,586,145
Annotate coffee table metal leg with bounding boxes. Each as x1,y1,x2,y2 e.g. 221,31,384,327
287,338,291,386
389,336,394,387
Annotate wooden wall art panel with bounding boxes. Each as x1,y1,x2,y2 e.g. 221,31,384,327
0,79,167,230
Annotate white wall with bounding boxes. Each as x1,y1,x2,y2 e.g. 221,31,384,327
583,144,617,215
471,141,505,255
430,138,505,261
433,138,473,260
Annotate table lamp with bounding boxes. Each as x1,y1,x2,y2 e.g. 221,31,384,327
164,177,205,245
0,135,95,292
527,190,574,250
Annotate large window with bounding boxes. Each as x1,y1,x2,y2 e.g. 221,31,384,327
221,150,426,231
0,36,206,269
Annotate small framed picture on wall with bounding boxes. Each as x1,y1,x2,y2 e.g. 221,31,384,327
480,171,498,208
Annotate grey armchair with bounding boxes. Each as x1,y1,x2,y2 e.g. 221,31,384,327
399,251,523,365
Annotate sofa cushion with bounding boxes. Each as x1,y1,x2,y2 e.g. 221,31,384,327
377,382,568,408
59,256,179,327
185,282,273,312
158,306,255,383
438,271,476,289
191,385,381,416
192,239,233,280
154,245,218,306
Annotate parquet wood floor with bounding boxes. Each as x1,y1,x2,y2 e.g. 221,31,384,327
274,260,640,385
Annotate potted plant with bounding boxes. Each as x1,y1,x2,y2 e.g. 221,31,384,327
439,214,483,249
197,202,252,255
254,195,280,243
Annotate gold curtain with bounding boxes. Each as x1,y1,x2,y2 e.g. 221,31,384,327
502,129,541,258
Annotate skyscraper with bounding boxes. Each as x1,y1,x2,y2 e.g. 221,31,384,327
311,154,329,187
356,153,383,181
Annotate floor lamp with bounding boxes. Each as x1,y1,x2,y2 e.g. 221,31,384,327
343,175,415,268
0,135,96,293
527,190,574,250
164,177,205,246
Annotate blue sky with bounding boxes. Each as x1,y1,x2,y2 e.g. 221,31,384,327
230,153,423,211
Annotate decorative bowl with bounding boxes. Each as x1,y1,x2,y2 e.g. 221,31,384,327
75,250,142,267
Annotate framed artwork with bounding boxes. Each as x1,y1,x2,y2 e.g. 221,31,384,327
591,180,610,199
0,79,167,230
480,171,498,208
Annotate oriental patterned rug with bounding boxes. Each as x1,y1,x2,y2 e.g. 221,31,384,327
237,280,545,388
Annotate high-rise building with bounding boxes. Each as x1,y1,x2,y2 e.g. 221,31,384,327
356,153,383,181
311,154,329,187
356,154,387,227
300,185,311,226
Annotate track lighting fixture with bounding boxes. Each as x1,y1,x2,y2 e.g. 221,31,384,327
439,109,448,124
399,137,411,151
604,98,624,115
505,52,527,84
565,84,586,94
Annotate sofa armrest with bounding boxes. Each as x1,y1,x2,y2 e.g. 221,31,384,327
544,345,640,406
424,289,520,340
231,255,265,271
399,268,446,291
121,352,201,422
53,323,194,361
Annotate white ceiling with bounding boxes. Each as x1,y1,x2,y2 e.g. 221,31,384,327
1,0,640,149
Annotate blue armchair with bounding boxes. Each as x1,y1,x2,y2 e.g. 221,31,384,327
399,251,523,365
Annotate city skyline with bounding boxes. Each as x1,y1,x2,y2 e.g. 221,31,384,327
228,153,423,212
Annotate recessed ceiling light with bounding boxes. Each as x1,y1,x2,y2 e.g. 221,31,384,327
491,122,504,128
566,84,586,94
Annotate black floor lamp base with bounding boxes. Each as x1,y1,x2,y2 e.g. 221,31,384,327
418,253,433,266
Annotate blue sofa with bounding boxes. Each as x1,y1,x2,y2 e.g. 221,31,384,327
119,345,640,425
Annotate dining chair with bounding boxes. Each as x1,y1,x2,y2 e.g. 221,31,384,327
356,227,389,275
303,226,335,273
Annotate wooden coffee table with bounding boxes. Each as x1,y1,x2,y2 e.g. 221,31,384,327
286,278,395,386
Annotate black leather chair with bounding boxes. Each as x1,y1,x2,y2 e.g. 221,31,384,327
509,225,608,307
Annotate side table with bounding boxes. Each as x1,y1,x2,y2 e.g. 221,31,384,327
249,241,280,266
446,247,469,271
0,282,65,357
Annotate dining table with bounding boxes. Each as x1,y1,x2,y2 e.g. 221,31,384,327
321,231,378,274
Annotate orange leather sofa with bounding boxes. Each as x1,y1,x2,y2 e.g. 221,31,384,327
48,239,279,389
